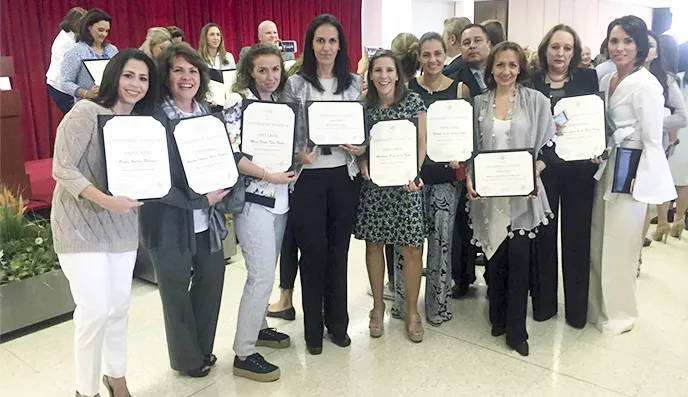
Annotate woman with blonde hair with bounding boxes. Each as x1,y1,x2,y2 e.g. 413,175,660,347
139,27,173,60
198,23,236,69
391,33,420,83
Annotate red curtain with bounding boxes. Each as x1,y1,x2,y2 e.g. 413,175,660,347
0,0,362,161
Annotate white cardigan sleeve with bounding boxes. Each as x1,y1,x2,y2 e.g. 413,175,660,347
632,76,678,204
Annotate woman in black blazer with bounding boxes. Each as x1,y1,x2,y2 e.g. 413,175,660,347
531,24,599,329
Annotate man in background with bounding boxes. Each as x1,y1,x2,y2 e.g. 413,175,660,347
442,16,472,80
239,20,295,62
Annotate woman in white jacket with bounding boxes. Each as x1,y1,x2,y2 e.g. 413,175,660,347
588,16,677,335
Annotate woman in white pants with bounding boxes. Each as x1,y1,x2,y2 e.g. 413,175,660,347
224,43,298,382
51,49,159,397
588,16,677,335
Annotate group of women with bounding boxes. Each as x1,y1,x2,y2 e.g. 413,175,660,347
46,7,686,397
47,7,236,115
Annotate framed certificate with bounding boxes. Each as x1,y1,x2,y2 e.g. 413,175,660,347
472,149,536,197
207,68,237,105
426,99,474,163
83,59,110,86
170,113,239,195
98,115,172,200
306,101,366,146
552,92,607,161
368,118,419,187
240,100,297,173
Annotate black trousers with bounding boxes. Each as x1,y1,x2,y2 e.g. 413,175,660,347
149,231,226,371
489,234,531,347
47,84,74,114
532,161,596,328
451,184,477,286
385,244,394,282
279,212,299,289
290,166,361,347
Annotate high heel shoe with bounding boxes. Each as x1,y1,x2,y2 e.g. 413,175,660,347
671,219,685,240
369,306,385,338
651,224,670,243
405,312,424,343
102,375,132,397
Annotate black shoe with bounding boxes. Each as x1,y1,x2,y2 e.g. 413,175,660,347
328,332,351,347
267,307,296,321
452,283,469,299
256,327,291,348
643,238,652,247
566,319,586,330
491,325,506,337
204,354,217,367
186,363,211,377
233,353,280,382
512,341,529,357
307,345,323,355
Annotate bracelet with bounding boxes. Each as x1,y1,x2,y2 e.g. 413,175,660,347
260,169,267,181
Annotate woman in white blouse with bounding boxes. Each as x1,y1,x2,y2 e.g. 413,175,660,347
46,7,86,114
198,23,236,70
588,16,677,335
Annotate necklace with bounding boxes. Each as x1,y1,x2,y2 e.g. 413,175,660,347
547,72,568,83
422,75,446,94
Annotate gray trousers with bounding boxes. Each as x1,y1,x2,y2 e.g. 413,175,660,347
150,230,226,371
233,203,288,356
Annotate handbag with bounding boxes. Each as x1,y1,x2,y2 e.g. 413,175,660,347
611,147,642,194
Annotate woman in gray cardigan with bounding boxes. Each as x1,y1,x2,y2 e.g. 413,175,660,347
466,42,557,357
59,8,118,102
280,14,365,355
52,49,158,397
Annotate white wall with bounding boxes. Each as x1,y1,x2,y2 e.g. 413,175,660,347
411,0,456,38
507,0,653,54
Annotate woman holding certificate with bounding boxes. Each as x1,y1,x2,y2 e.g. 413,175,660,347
224,43,298,382
588,16,677,335
60,8,118,102
354,50,428,342
406,32,462,326
52,49,158,397
467,42,556,356
531,24,599,329
282,14,364,355
140,43,268,378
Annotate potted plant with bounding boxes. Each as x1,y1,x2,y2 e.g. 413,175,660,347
0,185,75,335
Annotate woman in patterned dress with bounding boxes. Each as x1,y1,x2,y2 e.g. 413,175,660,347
354,50,428,342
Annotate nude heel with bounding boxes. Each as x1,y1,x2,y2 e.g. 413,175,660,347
369,306,385,338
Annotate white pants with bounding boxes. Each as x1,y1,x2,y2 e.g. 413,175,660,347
59,251,137,396
233,203,287,356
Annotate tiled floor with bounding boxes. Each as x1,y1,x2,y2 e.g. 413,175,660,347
1,226,687,397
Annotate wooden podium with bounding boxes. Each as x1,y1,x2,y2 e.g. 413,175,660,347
0,56,31,197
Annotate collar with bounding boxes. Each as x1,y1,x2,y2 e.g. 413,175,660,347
445,54,460,66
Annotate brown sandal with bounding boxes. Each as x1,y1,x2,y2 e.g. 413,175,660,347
406,312,424,343
369,306,385,338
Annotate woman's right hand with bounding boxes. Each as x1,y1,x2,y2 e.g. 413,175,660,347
206,189,230,206
295,143,317,164
555,122,566,136
266,171,297,185
85,85,99,99
466,177,483,200
100,195,143,214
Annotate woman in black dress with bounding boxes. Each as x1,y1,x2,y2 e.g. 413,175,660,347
531,24,599,329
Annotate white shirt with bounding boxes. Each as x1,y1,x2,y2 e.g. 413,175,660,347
595,60,617,83
445,54,460,66
178,106,211,233
209,52,236,70
46,30,77,92
303,77,349,170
